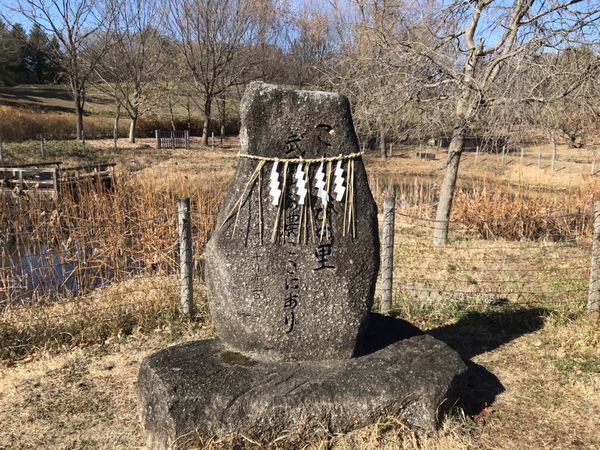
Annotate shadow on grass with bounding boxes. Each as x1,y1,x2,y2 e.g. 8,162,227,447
429,307,548,415
364,307,548,417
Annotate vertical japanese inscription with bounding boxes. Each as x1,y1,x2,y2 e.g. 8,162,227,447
251,184,264,302
313,203,336,272
283,178,301,333
279,124,337,332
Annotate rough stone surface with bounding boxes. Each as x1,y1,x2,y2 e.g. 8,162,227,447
205,82,379,361
137,314,468,449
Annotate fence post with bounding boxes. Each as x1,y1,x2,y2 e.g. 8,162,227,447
587,200,600,315
185,130,190,150
155,130,160,150
171,130,175,150
211,131,215,151
475,145,479,163
0,136,3,162
520,147,524,165
178,198,193,317
380,188,396,315
51,166,58,192
40,134,46,158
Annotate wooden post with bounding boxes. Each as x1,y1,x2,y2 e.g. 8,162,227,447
520,147,524,165
501,145,506,166
171,130,175,150
389,142,393,158
40,134,46,158
52,166,59,192
588,200,600,315
475,145,479,163
380,189,396,315
0,137,3,162
185,130,190,150
178,198,193,317
211,131,215,151
550,135,557,172
155,130,161,150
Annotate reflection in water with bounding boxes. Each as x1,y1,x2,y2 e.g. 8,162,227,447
18,247,77,299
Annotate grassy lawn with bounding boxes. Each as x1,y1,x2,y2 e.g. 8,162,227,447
0,275,597,449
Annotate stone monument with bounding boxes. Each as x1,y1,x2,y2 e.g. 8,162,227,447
137,82,467,449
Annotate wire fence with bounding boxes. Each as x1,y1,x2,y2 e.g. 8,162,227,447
0,206,218,307
383,202,595,312
1,187,597,316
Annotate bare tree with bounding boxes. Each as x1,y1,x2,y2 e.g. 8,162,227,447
327,1,452,157
167,0,276,146
13,0,114,140
284,8,335,88
354,0,600,245
95,0,164,143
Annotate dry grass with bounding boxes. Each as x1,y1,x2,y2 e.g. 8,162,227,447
0,106,119,142
367,141,600,192
0,159,229,303
451,179,596,240
0,276,211,361
0,286,597,449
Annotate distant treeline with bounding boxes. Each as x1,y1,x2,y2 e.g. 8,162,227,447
0,21,62,86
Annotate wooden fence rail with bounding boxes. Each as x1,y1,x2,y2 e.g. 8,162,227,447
155,130,190,150
0,162,115,195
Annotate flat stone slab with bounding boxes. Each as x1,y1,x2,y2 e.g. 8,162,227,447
137,315,467,449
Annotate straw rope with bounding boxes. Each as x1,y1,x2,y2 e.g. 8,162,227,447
238,151,363,163
221,152,363,243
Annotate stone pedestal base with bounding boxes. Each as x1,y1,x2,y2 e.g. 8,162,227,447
137,315,467,449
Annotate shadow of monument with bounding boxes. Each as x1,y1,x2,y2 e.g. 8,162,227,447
363,307,548,416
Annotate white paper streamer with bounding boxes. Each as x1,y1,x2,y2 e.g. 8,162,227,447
295,163,307,205
333,160,346,202
269,161,281,206
314,162,329,206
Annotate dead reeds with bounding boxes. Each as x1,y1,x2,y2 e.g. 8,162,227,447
0,169,225,305
370,173,597,241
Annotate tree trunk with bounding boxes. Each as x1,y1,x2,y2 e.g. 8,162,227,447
74,97,84,141
129,115,138,143
71,79,85,141
168,93,176,131
114,104,121,138
186,96,192,131
113,103,121,151
202,97,212,146
433,131,464,246
379,127,386,159
220,97,226,145
550,134,557,171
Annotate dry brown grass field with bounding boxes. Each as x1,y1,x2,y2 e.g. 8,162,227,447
0,134,599,449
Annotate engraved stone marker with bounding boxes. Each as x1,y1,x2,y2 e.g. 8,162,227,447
137,83,468,449
204,82,379,360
